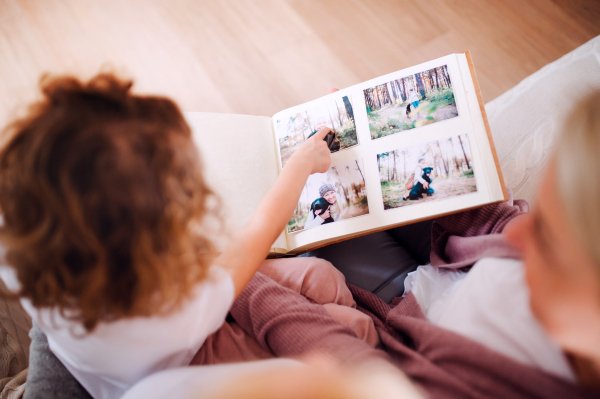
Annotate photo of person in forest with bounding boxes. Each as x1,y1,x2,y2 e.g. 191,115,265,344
404,158,434,200
378,134,476,209
276,96,358,167
287,159,369,233
364,65,458,140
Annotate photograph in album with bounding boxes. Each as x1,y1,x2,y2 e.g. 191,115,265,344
275,96,358,167
364,65,458,140
188,52,507,255
378,134,476,210
287,159,369,233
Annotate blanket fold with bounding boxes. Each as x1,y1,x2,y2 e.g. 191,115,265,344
230,272,389,365
229,196,599,398
430,190,528,269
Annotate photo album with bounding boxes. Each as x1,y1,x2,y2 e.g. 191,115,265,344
186,52,507,256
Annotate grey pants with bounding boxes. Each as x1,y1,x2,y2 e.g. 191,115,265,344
300,220,433,303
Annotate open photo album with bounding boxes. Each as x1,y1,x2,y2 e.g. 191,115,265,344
186,52,507,256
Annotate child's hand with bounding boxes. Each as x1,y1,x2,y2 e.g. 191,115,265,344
291,127,332,174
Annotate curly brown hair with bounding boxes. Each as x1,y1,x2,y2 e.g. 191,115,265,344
0,73,220,331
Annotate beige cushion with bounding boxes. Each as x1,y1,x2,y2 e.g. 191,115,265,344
485,35,600,205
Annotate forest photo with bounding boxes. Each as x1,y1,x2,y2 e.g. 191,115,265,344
287,159,369,233
378,134,476,210
364,65,458,140
276,96,358,167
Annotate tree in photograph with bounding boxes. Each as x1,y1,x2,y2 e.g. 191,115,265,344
393,150,398,181
414,73,425,98
364,89,373,111
437,66,449,88
401,148,408,179
400,78,408,102
432,68,440,89
303,182,311,213
375,85,389,108
392,82,400,103
427,144,438,177
423,71,432,92
436,140,449,176
345,165,361,200
412,77,419,94
396,79,407,101
331,166,350,205
388,82,396,103
304,111,314,138
326,105,336,130
443,65,452,86
458,135,470,169
448,137,461,173
343,96,354,122
373,89,381,109
377,153,382,180
334,100,344,127
383,84,392,105
355,160,365,185
373,89,380,109
386,152,392,181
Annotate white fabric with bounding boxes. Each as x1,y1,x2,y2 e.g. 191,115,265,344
413,165,426,185
408,91,419,103
122,359,303,399
304,211,326,229
403,264,468,322
404,258,576,382
0,265,235,399
486,35,600,205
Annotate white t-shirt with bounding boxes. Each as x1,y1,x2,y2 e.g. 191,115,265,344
408,91,419,103
0,265,234,399
413,165,426,185
404,258,576,382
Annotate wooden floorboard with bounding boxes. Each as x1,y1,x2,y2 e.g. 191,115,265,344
0,0,598,127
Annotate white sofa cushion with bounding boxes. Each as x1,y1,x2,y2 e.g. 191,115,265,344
485,35,600,205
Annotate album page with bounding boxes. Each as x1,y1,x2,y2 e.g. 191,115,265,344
271,52,505,254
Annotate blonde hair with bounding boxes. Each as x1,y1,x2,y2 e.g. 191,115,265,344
555,89,600,268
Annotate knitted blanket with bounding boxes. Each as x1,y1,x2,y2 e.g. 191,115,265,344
230,195,598,399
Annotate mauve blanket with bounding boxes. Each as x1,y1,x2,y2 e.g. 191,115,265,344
230,194,598,399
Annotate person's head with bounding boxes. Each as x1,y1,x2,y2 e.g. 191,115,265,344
0,73,219,331
319,183,337,204
506,90,600,363
316,117,328,130
418,158,426,166
207,357,423,399
311,198,331,219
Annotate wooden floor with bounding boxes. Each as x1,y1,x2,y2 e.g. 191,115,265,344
0,0,599,128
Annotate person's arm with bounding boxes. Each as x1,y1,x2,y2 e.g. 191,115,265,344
216,128,332,298
304,217,324,229
415,167,426,185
